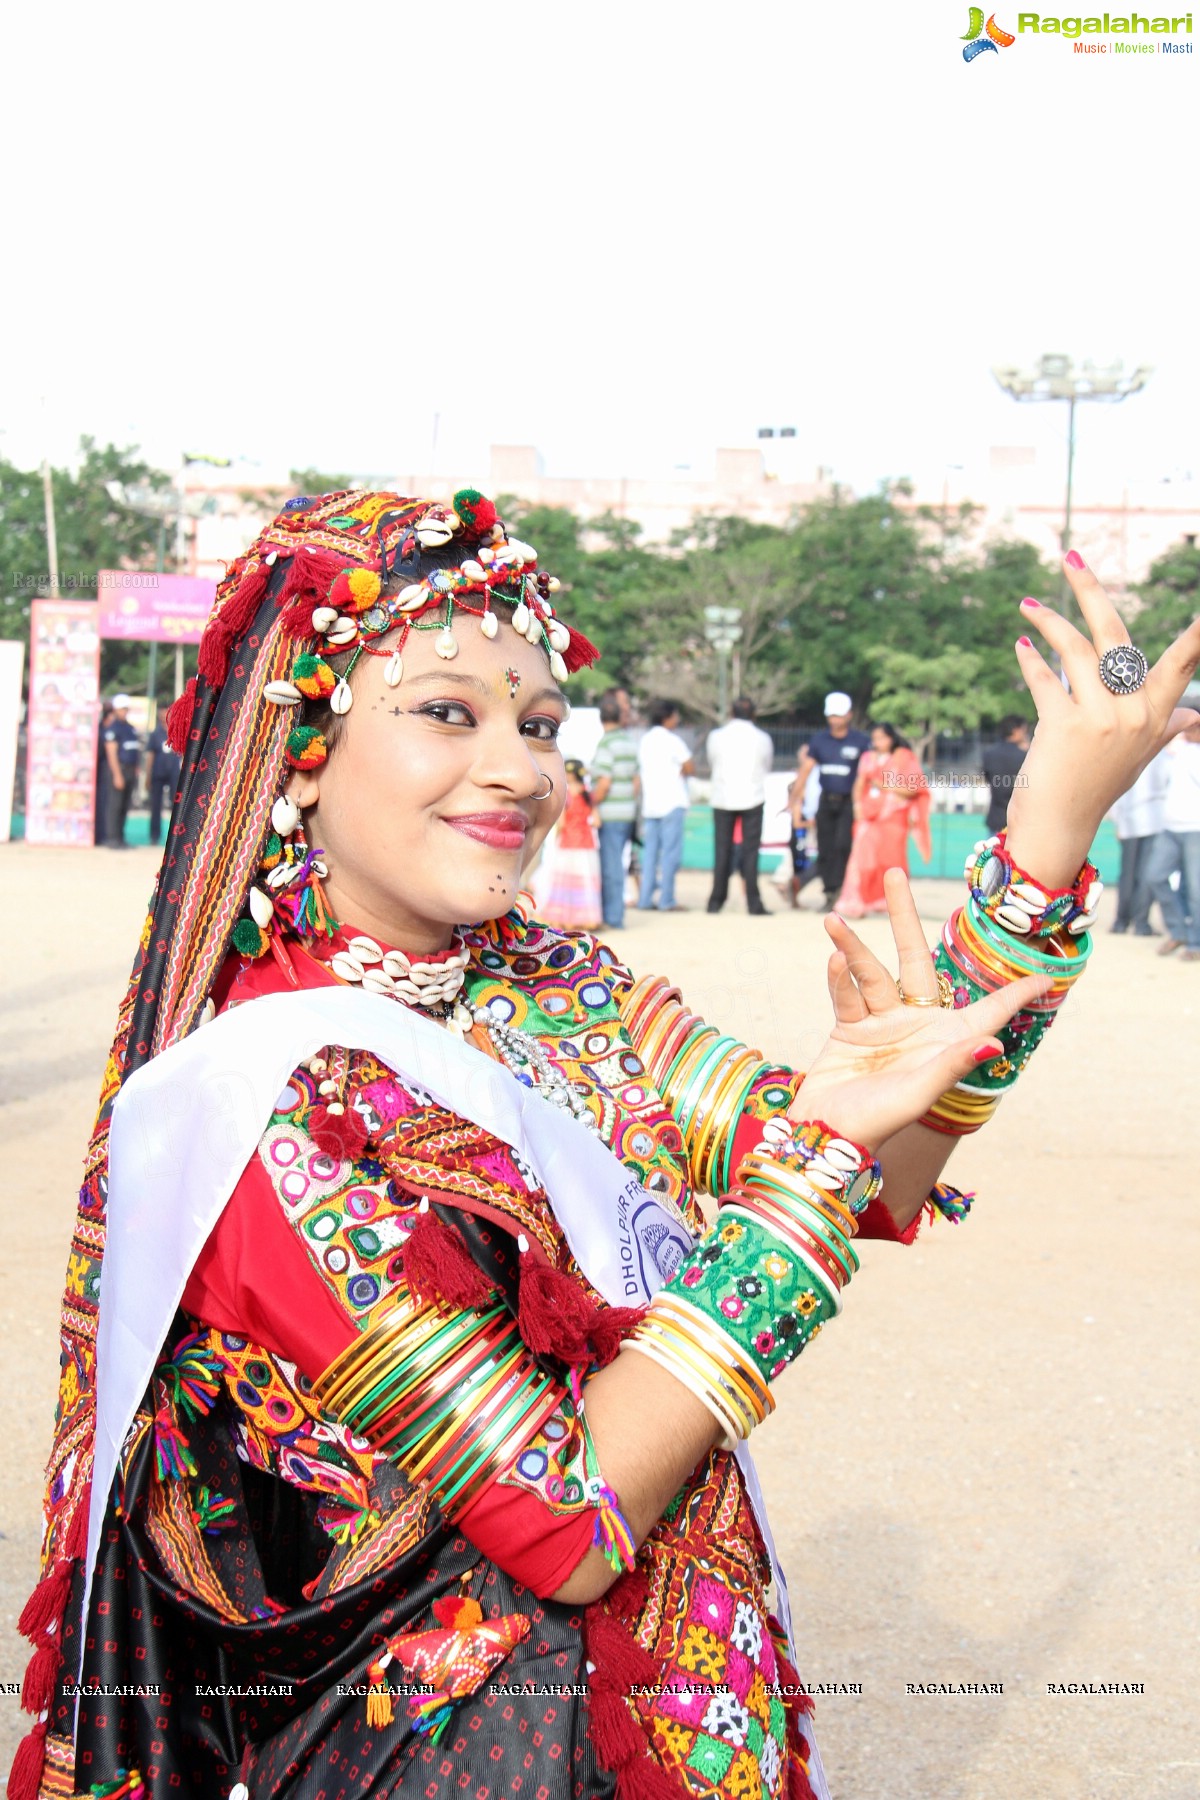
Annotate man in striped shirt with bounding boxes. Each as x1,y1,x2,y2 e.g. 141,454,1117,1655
589,689,641,929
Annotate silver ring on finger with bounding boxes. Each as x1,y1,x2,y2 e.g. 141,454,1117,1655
1097,643,1149,695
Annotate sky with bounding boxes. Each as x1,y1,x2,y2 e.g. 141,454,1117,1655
1,0,1195,505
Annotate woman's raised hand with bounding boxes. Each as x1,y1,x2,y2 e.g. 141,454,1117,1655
792,870,1046,1152
1004,557,1200,889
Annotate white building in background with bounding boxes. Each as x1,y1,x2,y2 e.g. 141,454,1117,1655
901,447,1200,594
177,444,1200,592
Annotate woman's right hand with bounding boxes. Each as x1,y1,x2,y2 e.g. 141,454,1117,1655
791,869,1047,1152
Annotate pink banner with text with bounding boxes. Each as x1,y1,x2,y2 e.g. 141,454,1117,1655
96,571,215,644
25,600,101,846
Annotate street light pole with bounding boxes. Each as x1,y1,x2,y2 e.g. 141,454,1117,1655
703,606,743,723
992,355,1150,620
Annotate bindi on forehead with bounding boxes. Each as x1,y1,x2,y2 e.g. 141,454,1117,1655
502,667,521,699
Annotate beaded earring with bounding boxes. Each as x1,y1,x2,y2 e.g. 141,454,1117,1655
232,764,337,961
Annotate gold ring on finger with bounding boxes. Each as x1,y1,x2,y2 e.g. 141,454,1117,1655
896,974,954,1009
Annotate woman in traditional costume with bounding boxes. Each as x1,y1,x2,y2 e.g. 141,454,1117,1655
837,724,931,919
13,500,1198,1800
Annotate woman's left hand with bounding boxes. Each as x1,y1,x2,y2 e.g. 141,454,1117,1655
789,870,1048,1152
1004,556,1200,888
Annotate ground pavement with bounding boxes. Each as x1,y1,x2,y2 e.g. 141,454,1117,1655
2,846,1197,1799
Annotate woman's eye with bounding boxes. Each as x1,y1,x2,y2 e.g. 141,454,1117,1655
522,716,562,743
417,701,476,726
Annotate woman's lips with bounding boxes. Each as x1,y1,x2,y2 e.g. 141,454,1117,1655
444,812,529,851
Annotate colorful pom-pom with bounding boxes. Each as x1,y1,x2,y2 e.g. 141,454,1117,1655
292,654,337,700
328,567,383,615
285,725,329,770
260,831,284,870
452,488,498,542
231,918,269,958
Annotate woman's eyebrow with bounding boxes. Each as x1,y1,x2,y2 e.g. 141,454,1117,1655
404,671,490,693
404,670,566,709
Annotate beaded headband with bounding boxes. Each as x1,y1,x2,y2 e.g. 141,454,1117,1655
167,487,600,766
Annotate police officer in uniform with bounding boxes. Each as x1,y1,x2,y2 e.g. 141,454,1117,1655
102,695,142,847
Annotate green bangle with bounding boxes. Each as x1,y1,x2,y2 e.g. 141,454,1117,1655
717,1067,770,1199
677,1037,742,1138
668,1212,839,1388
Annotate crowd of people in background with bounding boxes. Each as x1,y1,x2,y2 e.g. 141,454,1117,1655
94,681,1200,957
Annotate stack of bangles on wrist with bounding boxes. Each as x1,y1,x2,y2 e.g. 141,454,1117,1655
311,1277,568,1519
966,830,1102,939
621,1130,874,1448
921,879,1094,1138
620,975,787,1197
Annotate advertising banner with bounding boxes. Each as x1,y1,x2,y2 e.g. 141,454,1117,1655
25,600,102,846
96,571,215,644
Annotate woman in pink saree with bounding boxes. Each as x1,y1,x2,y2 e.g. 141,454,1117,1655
838,724,932,917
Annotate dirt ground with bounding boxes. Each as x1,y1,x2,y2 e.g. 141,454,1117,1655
2,844,1198,1799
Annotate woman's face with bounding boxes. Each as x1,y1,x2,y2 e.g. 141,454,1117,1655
870,726,892,756
291,617,568,951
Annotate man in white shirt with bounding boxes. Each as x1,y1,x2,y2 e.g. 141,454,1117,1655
1148,722,1200,959
1108,751,1169,935
637,699,695,911
705,696,775,915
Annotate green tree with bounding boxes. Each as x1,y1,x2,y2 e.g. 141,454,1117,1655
504,501,658,700
1131,539,1200,662
288,467,353,496
865,646,987,765
0,439,175,693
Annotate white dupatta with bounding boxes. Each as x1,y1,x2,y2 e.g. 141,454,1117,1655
95,988,828,1796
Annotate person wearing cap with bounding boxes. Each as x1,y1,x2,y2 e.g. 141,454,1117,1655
792,692,870,908
101,695,142,848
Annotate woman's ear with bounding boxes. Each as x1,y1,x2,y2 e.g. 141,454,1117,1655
287,771,321,809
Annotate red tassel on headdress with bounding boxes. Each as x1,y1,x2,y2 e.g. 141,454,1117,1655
17,1560,73,1639
280,604,323,641
215,557,273,641
165,679,199,754
196,556,276,686
562,627,601,674
197,621,231,687
276,546,351,611
20,1636,60,1713
401,1210,493,1310
7,1718,48,1800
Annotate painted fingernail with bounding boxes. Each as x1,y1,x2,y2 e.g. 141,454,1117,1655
1017,636,1033,649
1020,597,1041,609
972,1045,995,1065
1065,550,1085,570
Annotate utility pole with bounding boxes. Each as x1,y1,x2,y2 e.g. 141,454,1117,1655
41,460,61,599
